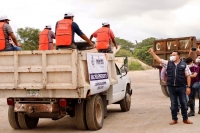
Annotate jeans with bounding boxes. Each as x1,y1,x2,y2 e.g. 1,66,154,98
98,45,113,53
168,86,188,120
177,95,188,106
4,45,22,51
189,82,200,110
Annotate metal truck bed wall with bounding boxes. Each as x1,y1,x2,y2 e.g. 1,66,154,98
152,36,197,68
0,49,117,98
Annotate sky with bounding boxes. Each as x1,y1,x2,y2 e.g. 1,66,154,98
1,0,200,44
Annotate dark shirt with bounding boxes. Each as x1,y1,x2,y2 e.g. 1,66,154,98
189,64,200,85
55,20,84,44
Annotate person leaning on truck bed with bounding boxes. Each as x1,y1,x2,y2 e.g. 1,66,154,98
0,15,21,51
55,12,94,49
39,25,55,50
148,48,193,125
90,22,117,53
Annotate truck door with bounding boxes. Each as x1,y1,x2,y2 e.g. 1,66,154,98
112,64,126,99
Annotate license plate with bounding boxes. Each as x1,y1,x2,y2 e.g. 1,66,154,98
27,90,40,97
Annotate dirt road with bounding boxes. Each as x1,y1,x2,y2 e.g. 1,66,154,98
0,69,200,133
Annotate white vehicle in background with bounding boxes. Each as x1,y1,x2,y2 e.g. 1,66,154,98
0,42,132,130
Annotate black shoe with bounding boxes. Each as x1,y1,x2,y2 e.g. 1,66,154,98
188,110,195,117
198,109,200,114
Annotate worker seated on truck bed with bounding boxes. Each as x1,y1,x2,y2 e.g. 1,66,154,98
90,22,117,53
39,25,55,50
0,15,21,51
55,12,94,50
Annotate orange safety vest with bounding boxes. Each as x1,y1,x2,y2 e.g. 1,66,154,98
39,29,49,50
96,27,110,50
56,19,72,46
0,22,6,50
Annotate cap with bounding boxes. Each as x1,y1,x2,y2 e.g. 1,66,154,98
45,25,52,29
1,15,10,21
64,12,74,17
102,22,110,26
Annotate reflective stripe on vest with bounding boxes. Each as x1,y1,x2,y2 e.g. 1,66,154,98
0,22,6,50
39,29,49,50
96,27,110,50
56,19,72,46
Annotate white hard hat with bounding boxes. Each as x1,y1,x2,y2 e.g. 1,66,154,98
1,15,10,21
64,12,74,17
102,22,110,26
45,25,51,29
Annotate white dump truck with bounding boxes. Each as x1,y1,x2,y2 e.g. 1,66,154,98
0,45,132,130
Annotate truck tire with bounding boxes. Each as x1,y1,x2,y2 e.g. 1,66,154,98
161,85,169,97
18,113,39,129
75,100,88,130
86,95,104,130
120,86,131,112
8,106,21,129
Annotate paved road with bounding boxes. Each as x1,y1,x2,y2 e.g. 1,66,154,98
0,69,200,133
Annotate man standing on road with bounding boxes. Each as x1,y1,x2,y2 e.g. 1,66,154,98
148,48,193,125
55,12,94,49
90,22,117,53
0,15,21,51
39,25,55,50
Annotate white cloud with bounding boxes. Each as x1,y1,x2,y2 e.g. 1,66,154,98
1,0,200,43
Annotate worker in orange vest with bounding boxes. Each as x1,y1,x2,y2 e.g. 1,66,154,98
0,15,21,51
55,12,94,49
90,22,117,53
39,25,55,50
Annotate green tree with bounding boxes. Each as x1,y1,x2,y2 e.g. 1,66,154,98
16,27,40,50
115,49,133,57
132,37,155,66
115,37,135,51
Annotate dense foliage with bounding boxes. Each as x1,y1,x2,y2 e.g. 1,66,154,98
16,27,40,50
115,37,155,66
132,37,155,66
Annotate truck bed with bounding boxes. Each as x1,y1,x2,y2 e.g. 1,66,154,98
0,49,117,98
152,36,197,68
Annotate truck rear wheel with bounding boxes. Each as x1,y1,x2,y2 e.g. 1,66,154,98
86,95,104,130
8,106,21,129
18,113,39,129
75,100,88,130
161,85,169,97
120,86,131,112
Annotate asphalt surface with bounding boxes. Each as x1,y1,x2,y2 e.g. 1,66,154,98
0,69,200,133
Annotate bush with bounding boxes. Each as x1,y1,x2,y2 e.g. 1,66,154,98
129,60,144,71
115,49,132,57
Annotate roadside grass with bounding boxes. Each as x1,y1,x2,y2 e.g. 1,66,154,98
128,60,145,71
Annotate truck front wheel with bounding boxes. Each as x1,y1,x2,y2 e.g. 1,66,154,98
8,106,21,129
18,113,39,129
86,94,104,130
120,85,131,112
